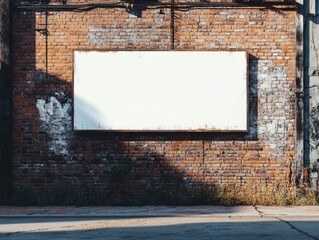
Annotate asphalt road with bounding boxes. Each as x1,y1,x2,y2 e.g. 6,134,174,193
0,206,318,240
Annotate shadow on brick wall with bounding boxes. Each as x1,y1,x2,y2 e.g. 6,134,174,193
10,62,260,205
9,5,262,205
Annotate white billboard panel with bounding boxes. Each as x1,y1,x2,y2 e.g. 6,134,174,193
73,51,248,131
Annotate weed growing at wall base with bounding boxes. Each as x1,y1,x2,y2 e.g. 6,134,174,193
216,182,318,206
3,182,318,206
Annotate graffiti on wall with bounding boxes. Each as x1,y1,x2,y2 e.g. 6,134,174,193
36,94,72,155
310,87,319,149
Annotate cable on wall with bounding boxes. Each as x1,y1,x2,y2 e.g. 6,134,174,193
14,1,296,12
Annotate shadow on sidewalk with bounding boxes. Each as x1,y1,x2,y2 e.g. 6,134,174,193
0,218,318,240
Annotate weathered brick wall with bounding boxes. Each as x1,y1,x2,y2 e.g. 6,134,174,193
12,1,297,204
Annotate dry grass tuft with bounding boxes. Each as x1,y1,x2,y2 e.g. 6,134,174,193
216,181,318,206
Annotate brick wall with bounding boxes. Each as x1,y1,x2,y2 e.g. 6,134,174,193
11,0,297,204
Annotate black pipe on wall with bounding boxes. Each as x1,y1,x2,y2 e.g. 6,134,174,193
0,0,12,200
14,1,296,12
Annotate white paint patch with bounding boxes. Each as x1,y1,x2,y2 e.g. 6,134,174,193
87,15,168,49
19,164,44,173
36,96,71,155
254,60,289,157
74,51,248,131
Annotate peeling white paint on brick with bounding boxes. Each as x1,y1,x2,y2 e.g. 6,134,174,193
253,60,290,157
86,15,169,48
36,96,72,155
20,163,44,173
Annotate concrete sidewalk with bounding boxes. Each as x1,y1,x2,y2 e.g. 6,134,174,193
0,206,318,240
0,205,318,217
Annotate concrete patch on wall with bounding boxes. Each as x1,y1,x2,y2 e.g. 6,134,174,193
36,95,72,155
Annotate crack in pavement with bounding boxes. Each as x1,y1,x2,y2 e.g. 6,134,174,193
0,219,120,239
0,232,22,239
0,223,89,239
0,233,14,238
254,206,263,217
276,217,319,240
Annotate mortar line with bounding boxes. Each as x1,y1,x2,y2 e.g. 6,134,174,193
45,10,48,82
202,140,204,164
170,0,174,50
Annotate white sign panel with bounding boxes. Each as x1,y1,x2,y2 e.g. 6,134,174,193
73,51,248,131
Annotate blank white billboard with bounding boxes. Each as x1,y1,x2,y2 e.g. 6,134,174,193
73,51,248,131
